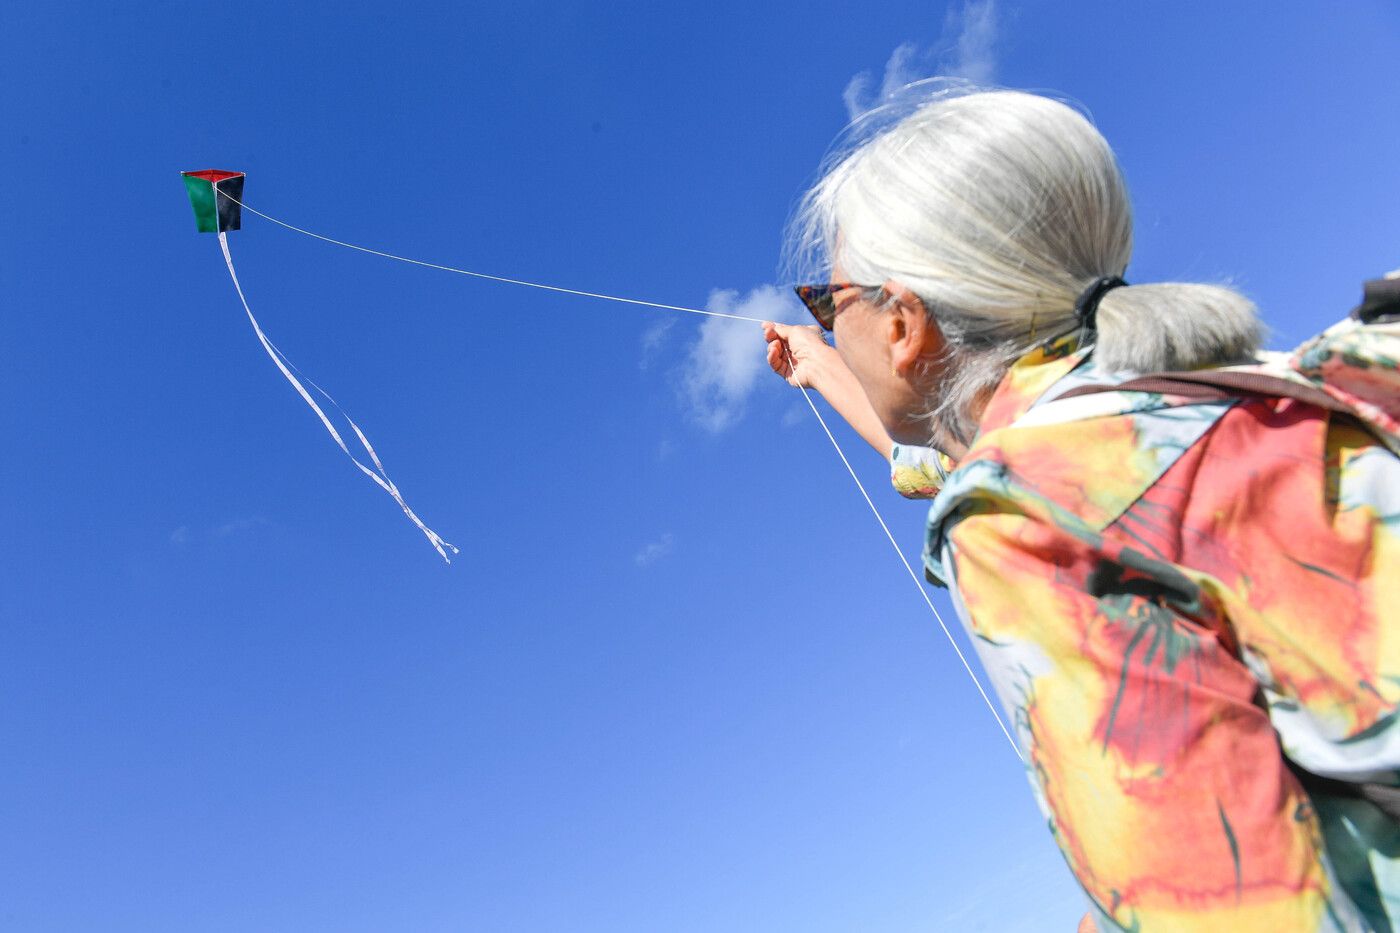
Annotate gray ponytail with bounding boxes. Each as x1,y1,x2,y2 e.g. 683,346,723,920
1093,283,1261,372
785,82,1262,445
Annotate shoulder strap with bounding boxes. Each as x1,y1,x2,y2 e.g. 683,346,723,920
1057,369,1353,414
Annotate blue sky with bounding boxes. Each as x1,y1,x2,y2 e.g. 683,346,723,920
2,2,1398,930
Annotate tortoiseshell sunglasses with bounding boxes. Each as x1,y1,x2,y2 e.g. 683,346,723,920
792,283,882,331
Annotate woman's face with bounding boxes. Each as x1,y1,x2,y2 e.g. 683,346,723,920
829,274,945,445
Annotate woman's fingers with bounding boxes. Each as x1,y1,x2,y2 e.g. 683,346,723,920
764,322,827,355
763,323,796,377
772,322,827,349
763,321,831,388
764,328,791,377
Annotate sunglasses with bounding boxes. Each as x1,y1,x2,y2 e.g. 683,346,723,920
793,283,882,331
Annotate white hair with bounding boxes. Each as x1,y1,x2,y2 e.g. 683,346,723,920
785,82,1262,446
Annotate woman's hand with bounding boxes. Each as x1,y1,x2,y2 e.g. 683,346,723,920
763,321,840,391
761,320,895,459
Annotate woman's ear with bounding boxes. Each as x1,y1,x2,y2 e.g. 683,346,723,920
882,280,944,376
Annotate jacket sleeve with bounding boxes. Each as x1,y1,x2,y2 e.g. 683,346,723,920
890,444,953,499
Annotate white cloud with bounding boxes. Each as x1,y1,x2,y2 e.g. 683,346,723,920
842,0,1000,120
881,42,924,101
634,532,675,567
679,285,804,433
841,72,875,124
169,526,190,546
946,0,999,84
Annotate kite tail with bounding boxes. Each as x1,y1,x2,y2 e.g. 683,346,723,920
217,232,458,563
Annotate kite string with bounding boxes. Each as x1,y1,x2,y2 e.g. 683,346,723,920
217,230,458,563
786,352,1024,763
220,192,767,325
215,188,1019,759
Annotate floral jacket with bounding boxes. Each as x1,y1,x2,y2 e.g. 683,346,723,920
893,334,1400,931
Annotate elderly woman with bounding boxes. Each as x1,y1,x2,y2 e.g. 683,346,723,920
764,88,1400,931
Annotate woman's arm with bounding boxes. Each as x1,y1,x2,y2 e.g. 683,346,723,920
762,321,893,458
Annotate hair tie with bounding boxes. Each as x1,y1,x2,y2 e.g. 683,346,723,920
1073,276,1128,332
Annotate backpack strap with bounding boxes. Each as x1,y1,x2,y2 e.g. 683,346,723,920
1057,369,1354,414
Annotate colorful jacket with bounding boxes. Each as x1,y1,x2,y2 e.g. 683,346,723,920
893,334,1400,931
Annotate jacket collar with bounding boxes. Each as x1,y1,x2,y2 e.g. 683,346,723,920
971,332,1092,438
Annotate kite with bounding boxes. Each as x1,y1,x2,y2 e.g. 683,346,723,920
182,169,457,562
181,169,244,233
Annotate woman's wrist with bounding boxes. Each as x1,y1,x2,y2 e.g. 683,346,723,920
814,347,863,399
800,346,839,394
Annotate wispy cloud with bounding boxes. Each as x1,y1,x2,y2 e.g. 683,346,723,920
844,43,924,122
634,532,675,567
679,285,804,433
945,0,999,84
169,516,271,546
212,516,270,538
639,317,676,370
843,0,1000,120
